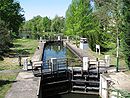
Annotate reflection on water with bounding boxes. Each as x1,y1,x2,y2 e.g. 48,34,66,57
43,43,66,60
45,93,99,98
43,42,77,60
42,42,99,98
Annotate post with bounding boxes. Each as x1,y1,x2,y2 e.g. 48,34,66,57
67,36,69,42
40,37,42,42
96,58,100,78
105,55,110,67
18,56,22,66
23,58,28,70
50,58,58,72
83,57,89,72
96,45,100,55
58,36,61,41
116,36,119,72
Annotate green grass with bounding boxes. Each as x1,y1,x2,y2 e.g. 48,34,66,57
11,38,38,56
0,73,18,98
72,40,126,68
0,39,38,71
0,38,38,98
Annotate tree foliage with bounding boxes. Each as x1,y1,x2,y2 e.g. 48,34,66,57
122,0,130,69
51,15,65,33
0,0,24,59
65,0,109,51
21,15,65,39
0,0,24,36
0,18,10,59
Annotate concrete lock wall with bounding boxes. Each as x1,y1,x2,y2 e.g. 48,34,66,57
83,57,89,71
99,74,109,98
51,58,58,71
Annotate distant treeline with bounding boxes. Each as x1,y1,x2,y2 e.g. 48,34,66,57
20,15,65,39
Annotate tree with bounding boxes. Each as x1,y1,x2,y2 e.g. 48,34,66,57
42,16,51,32
122,0,130,69
95,0,125,71
65,0,81,36
0,0,24,37
21,16,52,39
0,18,10,59
65,0,108,51
51,15,65,33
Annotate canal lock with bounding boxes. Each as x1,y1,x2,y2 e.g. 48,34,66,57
38,41,99,98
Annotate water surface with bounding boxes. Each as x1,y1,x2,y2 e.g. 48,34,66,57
42,42,99,98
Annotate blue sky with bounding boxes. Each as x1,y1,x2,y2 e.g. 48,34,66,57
18,0,72,20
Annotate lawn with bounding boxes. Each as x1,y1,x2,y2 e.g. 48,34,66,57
71,40,126,69
11,38,39,57
0,73,18,98
0,38,38,98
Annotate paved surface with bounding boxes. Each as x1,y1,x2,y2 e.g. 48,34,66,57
5,41,44,98
0,69,24,74
104,72,130,93
5,71,41,98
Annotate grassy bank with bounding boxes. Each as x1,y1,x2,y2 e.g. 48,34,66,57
0,73,18,98
72,40,126,69
0,38,38,98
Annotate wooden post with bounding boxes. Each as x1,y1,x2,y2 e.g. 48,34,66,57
18,56,22,66
96,58,100,79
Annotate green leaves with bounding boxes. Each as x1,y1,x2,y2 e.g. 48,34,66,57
0,0,24,58
122,0,130,69
65,0,108,51
0,18,10,56
0,0,24,36
51,15,65,33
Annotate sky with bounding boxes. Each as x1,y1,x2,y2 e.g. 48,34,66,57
18,0,72,21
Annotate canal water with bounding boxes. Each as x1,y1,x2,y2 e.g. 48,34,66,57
42,42,99,98
43,42,77,61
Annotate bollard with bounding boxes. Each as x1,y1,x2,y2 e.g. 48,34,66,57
105,55,110,67
58,36,61,41
23,58,28,70
40,37,42,41
83,57,89,71
50,58,58,72
67,36,69,42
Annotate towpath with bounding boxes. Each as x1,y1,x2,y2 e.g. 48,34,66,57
5,41,45,98
5,71,40,98
66,42,95,61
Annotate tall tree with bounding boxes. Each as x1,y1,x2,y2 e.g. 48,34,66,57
0,18,10,59
122,0,130,69
51,15,65,33
42,16,51,32
65,0,108,51
0,0,24,37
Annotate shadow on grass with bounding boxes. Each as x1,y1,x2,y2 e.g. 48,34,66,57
13,44,22,48
7,48,31,58
0,80,16,87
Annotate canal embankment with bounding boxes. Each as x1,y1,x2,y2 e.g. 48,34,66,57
65,42,95,61
5,41,45,98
